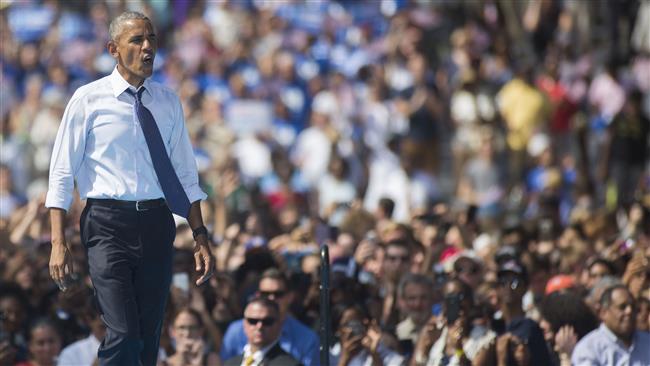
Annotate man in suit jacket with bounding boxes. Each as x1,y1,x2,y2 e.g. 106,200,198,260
224,297,302,366
221,268,319,365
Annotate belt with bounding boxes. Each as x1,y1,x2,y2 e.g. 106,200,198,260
86,198,167,211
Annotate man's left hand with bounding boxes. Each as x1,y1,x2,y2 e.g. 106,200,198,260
193,235,214,286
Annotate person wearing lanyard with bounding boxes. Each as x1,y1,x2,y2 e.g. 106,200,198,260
45,11,214,366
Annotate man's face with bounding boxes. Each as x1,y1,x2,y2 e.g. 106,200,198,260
383,245,410,281
601,288,636,340
257,278,291,317
497,272,526,306
399,283,432,323
172,311,202,341
627,270,649,298
108,18,156,85
243,303,281,349
454,257,481,288
29,325,61,366
0,297,24,333
587,263,611,289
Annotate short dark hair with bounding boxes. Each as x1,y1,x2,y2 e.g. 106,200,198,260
540,291,598,339
246,296,280,317
27,317,62,342
259,267,289,289
398,273,433,299
109,11,151,41
588,257,615,275
378,198,395,218
174,307,204,329
0,283,29,308
600,284,632,309
385,238,410,252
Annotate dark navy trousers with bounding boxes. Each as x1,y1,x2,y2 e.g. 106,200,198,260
80,200,175,366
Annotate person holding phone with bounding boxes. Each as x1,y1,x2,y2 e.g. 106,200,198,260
396,274,435,349
163,308,220,366
411,278,496,366
331,304,404,366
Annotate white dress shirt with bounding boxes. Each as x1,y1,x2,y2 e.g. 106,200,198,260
571,324,650,366
57,334,101,366
240,340,278,366
46,67,206,210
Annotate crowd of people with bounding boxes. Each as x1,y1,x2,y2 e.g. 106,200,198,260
1,0,650,365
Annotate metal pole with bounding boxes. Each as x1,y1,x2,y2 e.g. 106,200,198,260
319,245,330,366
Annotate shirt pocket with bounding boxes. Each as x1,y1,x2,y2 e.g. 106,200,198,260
149,107,176,146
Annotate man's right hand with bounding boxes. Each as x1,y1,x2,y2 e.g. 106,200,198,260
49,207,74,291
412,315,443,365
49,238,74,291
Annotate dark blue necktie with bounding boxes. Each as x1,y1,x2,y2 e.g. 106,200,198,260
126,87,191,218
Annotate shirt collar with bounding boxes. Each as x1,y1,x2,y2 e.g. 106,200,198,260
600,323,636,350
242,339,279,365
109,66,152,98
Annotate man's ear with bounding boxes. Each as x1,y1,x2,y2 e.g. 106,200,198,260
598,306,607,321
107,40,118,58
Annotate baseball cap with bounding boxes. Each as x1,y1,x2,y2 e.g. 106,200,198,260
545,274,575,295
497,259,528,283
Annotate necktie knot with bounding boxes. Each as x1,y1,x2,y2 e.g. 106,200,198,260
126,87,146,104
244,354,255,366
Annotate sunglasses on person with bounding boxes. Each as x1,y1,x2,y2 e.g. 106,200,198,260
258,290,287,299
245,317,276,327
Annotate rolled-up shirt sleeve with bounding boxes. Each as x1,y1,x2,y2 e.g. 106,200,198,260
169,95,207,204
45,94,88,211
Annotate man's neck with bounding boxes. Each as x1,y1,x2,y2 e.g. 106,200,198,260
605,324,634,348
116,65,144,88
501,304,524,323
250,338,279,354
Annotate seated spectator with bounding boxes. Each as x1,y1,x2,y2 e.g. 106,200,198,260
15,318,62,366
220,268,319,366
0,283,29,363
571,284,650,365
56,306,105,366
224,297,300,366
163,307,221,366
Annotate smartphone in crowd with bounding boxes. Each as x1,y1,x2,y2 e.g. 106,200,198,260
172,272,190,295
445,293,462,324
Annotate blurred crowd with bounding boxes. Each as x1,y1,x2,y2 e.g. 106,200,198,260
1,0,650,365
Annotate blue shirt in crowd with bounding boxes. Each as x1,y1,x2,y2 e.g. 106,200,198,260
505,316,552,366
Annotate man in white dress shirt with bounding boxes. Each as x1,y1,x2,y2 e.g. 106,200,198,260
57,308,105,366
46,11,213,366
